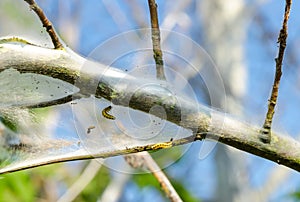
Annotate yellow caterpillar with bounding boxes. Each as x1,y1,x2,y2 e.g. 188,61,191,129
150,139,173,150
102,106,115,120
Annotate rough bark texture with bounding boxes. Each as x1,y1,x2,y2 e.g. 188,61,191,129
1,42,300,173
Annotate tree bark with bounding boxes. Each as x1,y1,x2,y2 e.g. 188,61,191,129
0,41,300,173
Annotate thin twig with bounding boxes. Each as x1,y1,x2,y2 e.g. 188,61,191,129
125,152,183,202
147,0,166,80
123,0,180,190
129,3,174,197
260,0,292,143
24,0,64,49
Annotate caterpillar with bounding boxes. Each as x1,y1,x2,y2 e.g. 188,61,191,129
150,139,173,150
87,125,95,134
102,106,116,120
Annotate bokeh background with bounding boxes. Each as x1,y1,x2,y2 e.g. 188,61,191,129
1,0,300,201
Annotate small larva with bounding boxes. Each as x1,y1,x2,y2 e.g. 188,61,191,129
150,141,173,150
102,106,116,120
87,125,95,134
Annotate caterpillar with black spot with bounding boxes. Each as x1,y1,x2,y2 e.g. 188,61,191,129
150,139,173,150
102,106,115,120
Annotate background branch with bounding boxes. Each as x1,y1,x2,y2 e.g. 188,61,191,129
125,152,183,202
57,160,103,202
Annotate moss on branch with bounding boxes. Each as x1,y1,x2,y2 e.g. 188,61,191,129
0,41,300,173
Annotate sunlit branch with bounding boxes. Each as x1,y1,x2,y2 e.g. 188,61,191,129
147,0,166,80
1,42,300,173
260,0,292,143
24,0,64,49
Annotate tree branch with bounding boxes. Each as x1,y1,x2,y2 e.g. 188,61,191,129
260,0,292,143
24,0,64,49
147,0,166,80
125,152,183,202
1,41,300,173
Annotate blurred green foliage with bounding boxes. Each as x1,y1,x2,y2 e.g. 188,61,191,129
73,166,111,202
289,188,300,201
133,173,199,202
0,162,111,201
0,170,39,202
0,117,17,132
